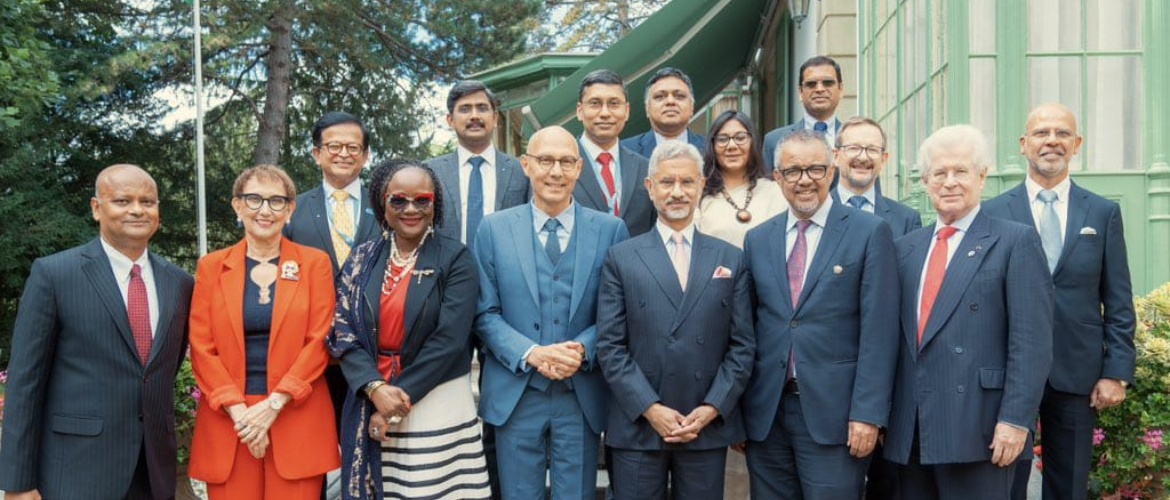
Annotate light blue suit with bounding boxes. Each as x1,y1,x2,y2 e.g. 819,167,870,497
474,203,629,499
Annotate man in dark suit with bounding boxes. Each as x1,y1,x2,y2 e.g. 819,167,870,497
831,116,922,238
742,130,899,498
620,67,707,158
429,80,530,247
763,56,845,173
574,68,656,236
884,125,1053,499
0,165,194,500
596,141,754,499
474,126,629,499
983,104,1135,500
283,111,381,499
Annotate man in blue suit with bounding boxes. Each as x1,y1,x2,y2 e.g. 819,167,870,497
621,67,707,158
885,125,1053,499
474,126,629,499
574,69,656,236
428,80,531,247
983,104,1135,500
763,56,845,173
597,141,754,499
742,130,899,498
831,116,922,238
0,165,194,500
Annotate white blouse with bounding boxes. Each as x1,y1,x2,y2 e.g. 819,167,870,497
697,178,789,249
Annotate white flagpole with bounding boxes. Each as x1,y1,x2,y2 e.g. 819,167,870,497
194,0,207,256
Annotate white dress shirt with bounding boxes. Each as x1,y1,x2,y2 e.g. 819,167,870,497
1025,175,1071,244
323,178,363,236
100,238,159,336
578,136,623,214
915,206,981,317
458,144,500,242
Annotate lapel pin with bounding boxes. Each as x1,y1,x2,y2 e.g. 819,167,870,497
833,265,843,275
280,261,300,281
412,268,435,284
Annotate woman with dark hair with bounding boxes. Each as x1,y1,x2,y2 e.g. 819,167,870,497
697,110,788,248
329,159,490,499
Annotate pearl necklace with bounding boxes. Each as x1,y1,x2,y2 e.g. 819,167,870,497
382,232,423,295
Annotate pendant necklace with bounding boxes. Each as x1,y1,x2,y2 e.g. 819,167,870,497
247,252,280,305
721,185,754,223
383,232,420,295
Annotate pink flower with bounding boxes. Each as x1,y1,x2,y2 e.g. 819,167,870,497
0,370,8,384
189,387,202,401
1142,429,1163,451
1093,428,1106,446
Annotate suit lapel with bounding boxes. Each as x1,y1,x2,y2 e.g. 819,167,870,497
796,204,848,309
900,230,932,351
1056,183,1090,275
636,229,683,310
570,205,601,319
1004,185,1035,229
355,191,378,244
509,207,541,307
919,213,999,349
218,242,248,357
363,243,390,330
576,144,610,209
673,232,717,331
639,133,656,157
617,149,639,216
404,238,441,335
305,189,336,263
768,214,795,313
80,240,138,363
147,253,177,367
269,242,304,346
494,151,517,210
435,153,463,231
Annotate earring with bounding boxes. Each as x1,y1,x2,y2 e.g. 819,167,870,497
236,218,243,228
382,229,390,240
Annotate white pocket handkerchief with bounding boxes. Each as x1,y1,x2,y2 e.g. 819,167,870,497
712,266,733,279
1079,227,1098,236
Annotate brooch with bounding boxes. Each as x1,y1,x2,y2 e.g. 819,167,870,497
412,268,435,284
280,261,300,281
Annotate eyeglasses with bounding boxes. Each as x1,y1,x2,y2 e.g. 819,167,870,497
1027,128,1075,140
925,166,977,185
322,142,364,156
582,98,627,111
840,144,885,158
238,193,291,212
714,132,751,147
455,103,493,115
778,164,830,183
386,192,435,212
650,177,701,190
524,155,580,171
801,79,839,90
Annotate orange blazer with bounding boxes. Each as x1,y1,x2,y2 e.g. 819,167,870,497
188,239,340,482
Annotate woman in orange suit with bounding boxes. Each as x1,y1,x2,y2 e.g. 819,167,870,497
189,165,340,499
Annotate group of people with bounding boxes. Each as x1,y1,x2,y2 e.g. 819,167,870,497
0,54,1134,500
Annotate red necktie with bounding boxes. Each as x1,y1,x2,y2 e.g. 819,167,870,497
918,226,958,346
597,152,618,216
128,264,152,366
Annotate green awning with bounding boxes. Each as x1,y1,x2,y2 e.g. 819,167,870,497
521,0,776,138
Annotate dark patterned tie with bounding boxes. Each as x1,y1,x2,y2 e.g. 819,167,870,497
847,195,867,210
597,152,618,216
128,264,152,366
466,156,486,247
543,218,561,265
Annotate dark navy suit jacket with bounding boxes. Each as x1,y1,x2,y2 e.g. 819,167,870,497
597,229,754,451
285,184,381,274
0,239,193,499
741,203,899,445
830,189,923,238
620,130,707,159
983,182,1135,393
427,150,530,244
575,144,656,237
884,211,1053,465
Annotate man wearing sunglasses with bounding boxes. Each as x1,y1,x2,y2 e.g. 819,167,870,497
763,55,846,173
742,131,899,499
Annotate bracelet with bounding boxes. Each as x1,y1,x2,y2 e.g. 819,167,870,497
364,380,386,398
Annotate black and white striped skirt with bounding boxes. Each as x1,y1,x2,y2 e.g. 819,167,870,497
379,375,491,499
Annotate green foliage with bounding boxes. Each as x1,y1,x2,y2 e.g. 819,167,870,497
173,356,198,465
0,0,60,129
1090,283,1170,498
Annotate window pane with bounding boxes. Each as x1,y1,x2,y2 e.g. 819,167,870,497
932,70,947,134
970,58,997,170
932,0,947,72
1086,56,1143,170
901,1,917,95
1088,0,1142,50
1028,0,1082,51
904,96,918,170
915,0,930,87
969,0,996,54
879,24,896,115
1027,57,1084,172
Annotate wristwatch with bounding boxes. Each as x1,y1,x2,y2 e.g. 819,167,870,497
268,397,285,411
364,380,387,398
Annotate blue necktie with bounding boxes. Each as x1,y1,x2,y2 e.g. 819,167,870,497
847,195,867,210
813,121,829,134
1037,189,1062,273
466,156,485,248
543,218,561,265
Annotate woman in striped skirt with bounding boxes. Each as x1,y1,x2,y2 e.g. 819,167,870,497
329,160,491,500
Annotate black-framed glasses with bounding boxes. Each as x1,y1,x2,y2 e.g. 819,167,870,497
238,193,291,212
840,144,885,157
778,164,830,183
386,192,435,212
714,132,751,147
801,79,839,90
524,154,580,171
322,142,364,156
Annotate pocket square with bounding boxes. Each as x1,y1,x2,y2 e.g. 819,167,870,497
1079,226,1098,236
712,266,733,279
